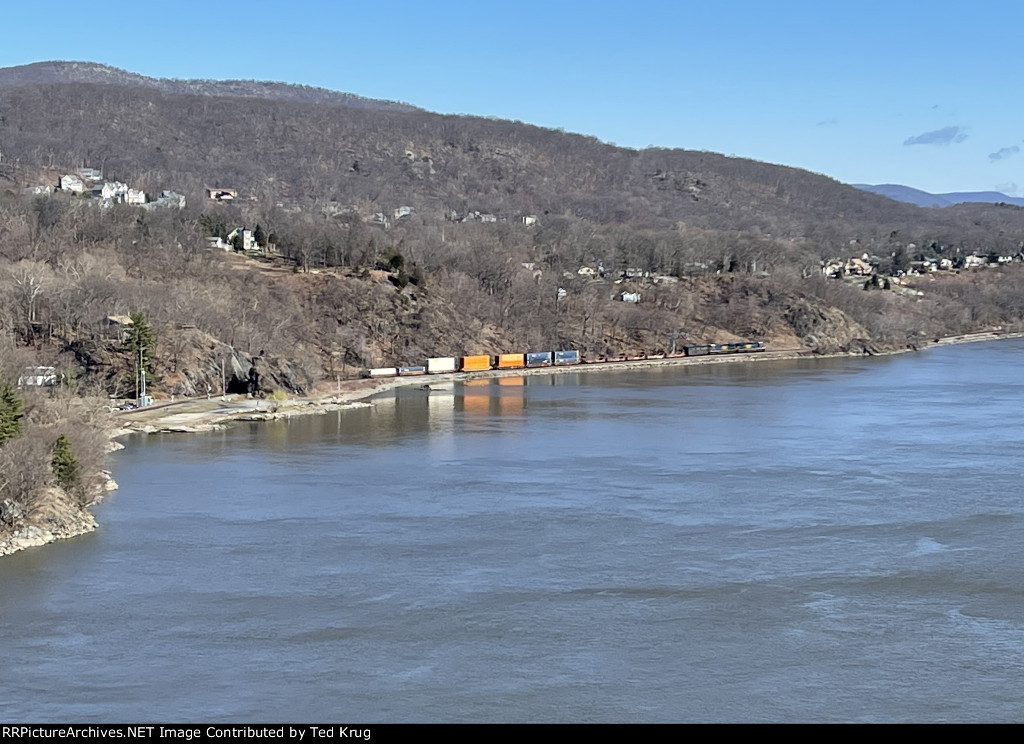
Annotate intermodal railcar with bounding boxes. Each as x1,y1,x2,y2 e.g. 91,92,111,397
362,343,764,378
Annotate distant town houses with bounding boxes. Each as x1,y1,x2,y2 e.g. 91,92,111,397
824,249,1023,281
443,210,499,224
51,166,184,210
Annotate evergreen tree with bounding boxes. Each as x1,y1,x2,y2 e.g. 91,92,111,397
0,379,24,447
253,223,267,248
126,312,156,378
51,434,80,492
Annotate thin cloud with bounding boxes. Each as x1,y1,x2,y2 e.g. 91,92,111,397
815,118,837,127
903,126,968,146
989,145,1020,161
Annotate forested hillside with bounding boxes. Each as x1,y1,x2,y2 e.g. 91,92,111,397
3,62,1024,550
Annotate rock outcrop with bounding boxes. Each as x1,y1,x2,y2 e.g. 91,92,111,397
0,478,116,557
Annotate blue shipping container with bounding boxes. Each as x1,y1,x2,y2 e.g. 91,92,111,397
553,350,580,365
525,352,554,367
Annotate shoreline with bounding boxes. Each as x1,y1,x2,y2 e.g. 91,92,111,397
2,328,1019,557
112,327,1024,436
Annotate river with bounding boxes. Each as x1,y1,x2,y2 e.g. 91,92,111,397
2,341,1024,722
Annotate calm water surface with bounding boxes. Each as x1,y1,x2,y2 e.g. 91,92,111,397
3,342,1024,722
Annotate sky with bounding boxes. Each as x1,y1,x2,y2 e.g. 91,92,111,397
2,0,1022,195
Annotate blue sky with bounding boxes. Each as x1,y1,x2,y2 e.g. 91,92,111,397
3,0,1021,195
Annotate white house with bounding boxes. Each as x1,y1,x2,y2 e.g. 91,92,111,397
18,366,57,387
59,174,85,193
226,228,257,252
207,187,238,201
143,191,186,210
100,182,129,201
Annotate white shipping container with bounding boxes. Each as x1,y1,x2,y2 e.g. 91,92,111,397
367,367,398,378
426,357,458,374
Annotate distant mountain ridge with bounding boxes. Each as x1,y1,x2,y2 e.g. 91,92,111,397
3,58,1024,258
854,183,1024,208
0,61,420,113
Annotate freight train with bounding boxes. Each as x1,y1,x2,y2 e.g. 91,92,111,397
362,342,765,378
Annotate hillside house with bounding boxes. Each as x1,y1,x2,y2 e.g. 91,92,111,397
393,206,414,219
621,291,641,303
522,215,538,226
207,187,238,202
103,315,134,342
59,174,84,193
143,190,186,210
99,182,130,201
226,228,257,252
78,167,103,181
844,257,874,276
18,366,57,387
126,188,147,206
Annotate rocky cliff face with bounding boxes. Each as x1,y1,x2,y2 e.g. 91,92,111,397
783,299,877,354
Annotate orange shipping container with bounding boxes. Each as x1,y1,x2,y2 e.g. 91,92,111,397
495,353,526,369
460,355,492,372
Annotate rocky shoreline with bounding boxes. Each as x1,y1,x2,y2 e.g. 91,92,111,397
2,329,1018,557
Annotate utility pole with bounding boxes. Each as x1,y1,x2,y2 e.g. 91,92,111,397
221,359,226,398
139,347,146,406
